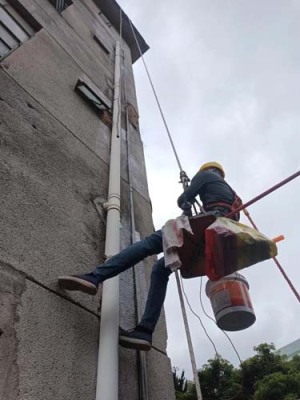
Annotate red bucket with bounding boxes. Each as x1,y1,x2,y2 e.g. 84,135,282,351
206,273,256,331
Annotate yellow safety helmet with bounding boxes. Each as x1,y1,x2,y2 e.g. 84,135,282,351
199,162,225,178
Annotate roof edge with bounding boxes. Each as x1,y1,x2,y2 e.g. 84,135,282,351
93,0,149,63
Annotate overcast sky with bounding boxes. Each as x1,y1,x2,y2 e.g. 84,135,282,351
118,0,300,378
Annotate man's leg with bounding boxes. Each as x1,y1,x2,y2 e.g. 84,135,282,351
58,230,163,295
119,257,172,350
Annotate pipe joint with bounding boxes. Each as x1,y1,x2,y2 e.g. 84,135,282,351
103,193,121,212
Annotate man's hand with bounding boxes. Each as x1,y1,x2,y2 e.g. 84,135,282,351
181,201,193,217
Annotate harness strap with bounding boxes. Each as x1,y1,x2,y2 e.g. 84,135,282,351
206,201,240,221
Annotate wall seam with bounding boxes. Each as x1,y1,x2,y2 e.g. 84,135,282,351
25,274,100,318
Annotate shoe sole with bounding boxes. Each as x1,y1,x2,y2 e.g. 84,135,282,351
58,276,98,295
119,335,152,351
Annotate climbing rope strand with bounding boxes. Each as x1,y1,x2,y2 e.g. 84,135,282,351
198,278,246,400
243,208,300,303
128,11,300,399
129,17,205,400
128,18,183,172
180,275,219,355
199,277,242,365
182,276,245,400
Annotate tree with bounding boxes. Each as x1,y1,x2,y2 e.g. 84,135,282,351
198,355,243,400
253,371,300,400
241,343,287,398
173,343,300,400
173,367,188,393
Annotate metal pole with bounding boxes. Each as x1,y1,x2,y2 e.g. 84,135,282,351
226,170,300,218
175,272,203,400
96,41,121,400
173,178,203,400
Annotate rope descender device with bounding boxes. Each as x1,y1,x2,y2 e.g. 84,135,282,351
179,170,190,189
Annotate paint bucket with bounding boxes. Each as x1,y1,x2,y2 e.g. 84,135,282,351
205,272,256,331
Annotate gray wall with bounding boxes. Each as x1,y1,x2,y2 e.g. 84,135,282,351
0,0,175,399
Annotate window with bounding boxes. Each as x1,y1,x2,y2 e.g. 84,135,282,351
98,12,112,28
47,0,73,13
0,0,35,59
93,33,110,55
75,74,112,128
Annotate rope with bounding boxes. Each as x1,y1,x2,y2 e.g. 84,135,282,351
181,275,245,400
128,16,204,400
199,277,242,364
128,18,183,173
243,208,300,303
175,272,203,400
128,13,299,397
180,275,219,355
199,277,247,400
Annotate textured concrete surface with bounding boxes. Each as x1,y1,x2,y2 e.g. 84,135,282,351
124,123,150,200
119,348,139,400
147,350,176,400
18,0,137,107
0,71,105,313
16,280,99,400
62,1,114,72
19,0,114,95
1,30,112,165
0,1,176,398
0,263,26,400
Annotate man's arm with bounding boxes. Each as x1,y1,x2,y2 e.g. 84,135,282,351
177,171,207,209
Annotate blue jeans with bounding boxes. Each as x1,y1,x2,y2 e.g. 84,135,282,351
91,230,171,331
91,209,228,332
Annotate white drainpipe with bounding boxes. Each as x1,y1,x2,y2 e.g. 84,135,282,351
96,41,121,400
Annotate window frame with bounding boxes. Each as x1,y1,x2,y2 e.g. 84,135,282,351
0,0,40,60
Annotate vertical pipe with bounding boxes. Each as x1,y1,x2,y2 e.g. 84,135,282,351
96,41,121,400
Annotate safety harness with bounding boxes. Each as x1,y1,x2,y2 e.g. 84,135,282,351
205,191,243,221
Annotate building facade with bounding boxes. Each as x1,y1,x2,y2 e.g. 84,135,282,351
0,0,175,399
277,338,300,360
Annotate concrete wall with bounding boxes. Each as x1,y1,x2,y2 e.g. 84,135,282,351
0,0,175,399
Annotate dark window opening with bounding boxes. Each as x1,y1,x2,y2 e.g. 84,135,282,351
0,0,40,59
93,33,110,55
75,77,112,128
47,0,73,13
98,11,112,28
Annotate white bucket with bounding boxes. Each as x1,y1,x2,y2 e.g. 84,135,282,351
206,272,256,331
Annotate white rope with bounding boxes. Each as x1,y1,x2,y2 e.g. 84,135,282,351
128,17,203,400
128,18,183,172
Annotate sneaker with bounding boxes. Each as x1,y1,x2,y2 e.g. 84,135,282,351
58,274,99,295
119,326,152,351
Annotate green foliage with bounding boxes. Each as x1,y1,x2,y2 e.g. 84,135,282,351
253,371,300,400
287,355,300,372
173,343,300,400
241,343,288,398
173,368,188,394
198,355,242,400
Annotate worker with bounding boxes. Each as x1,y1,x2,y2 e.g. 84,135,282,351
58,162,241,351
